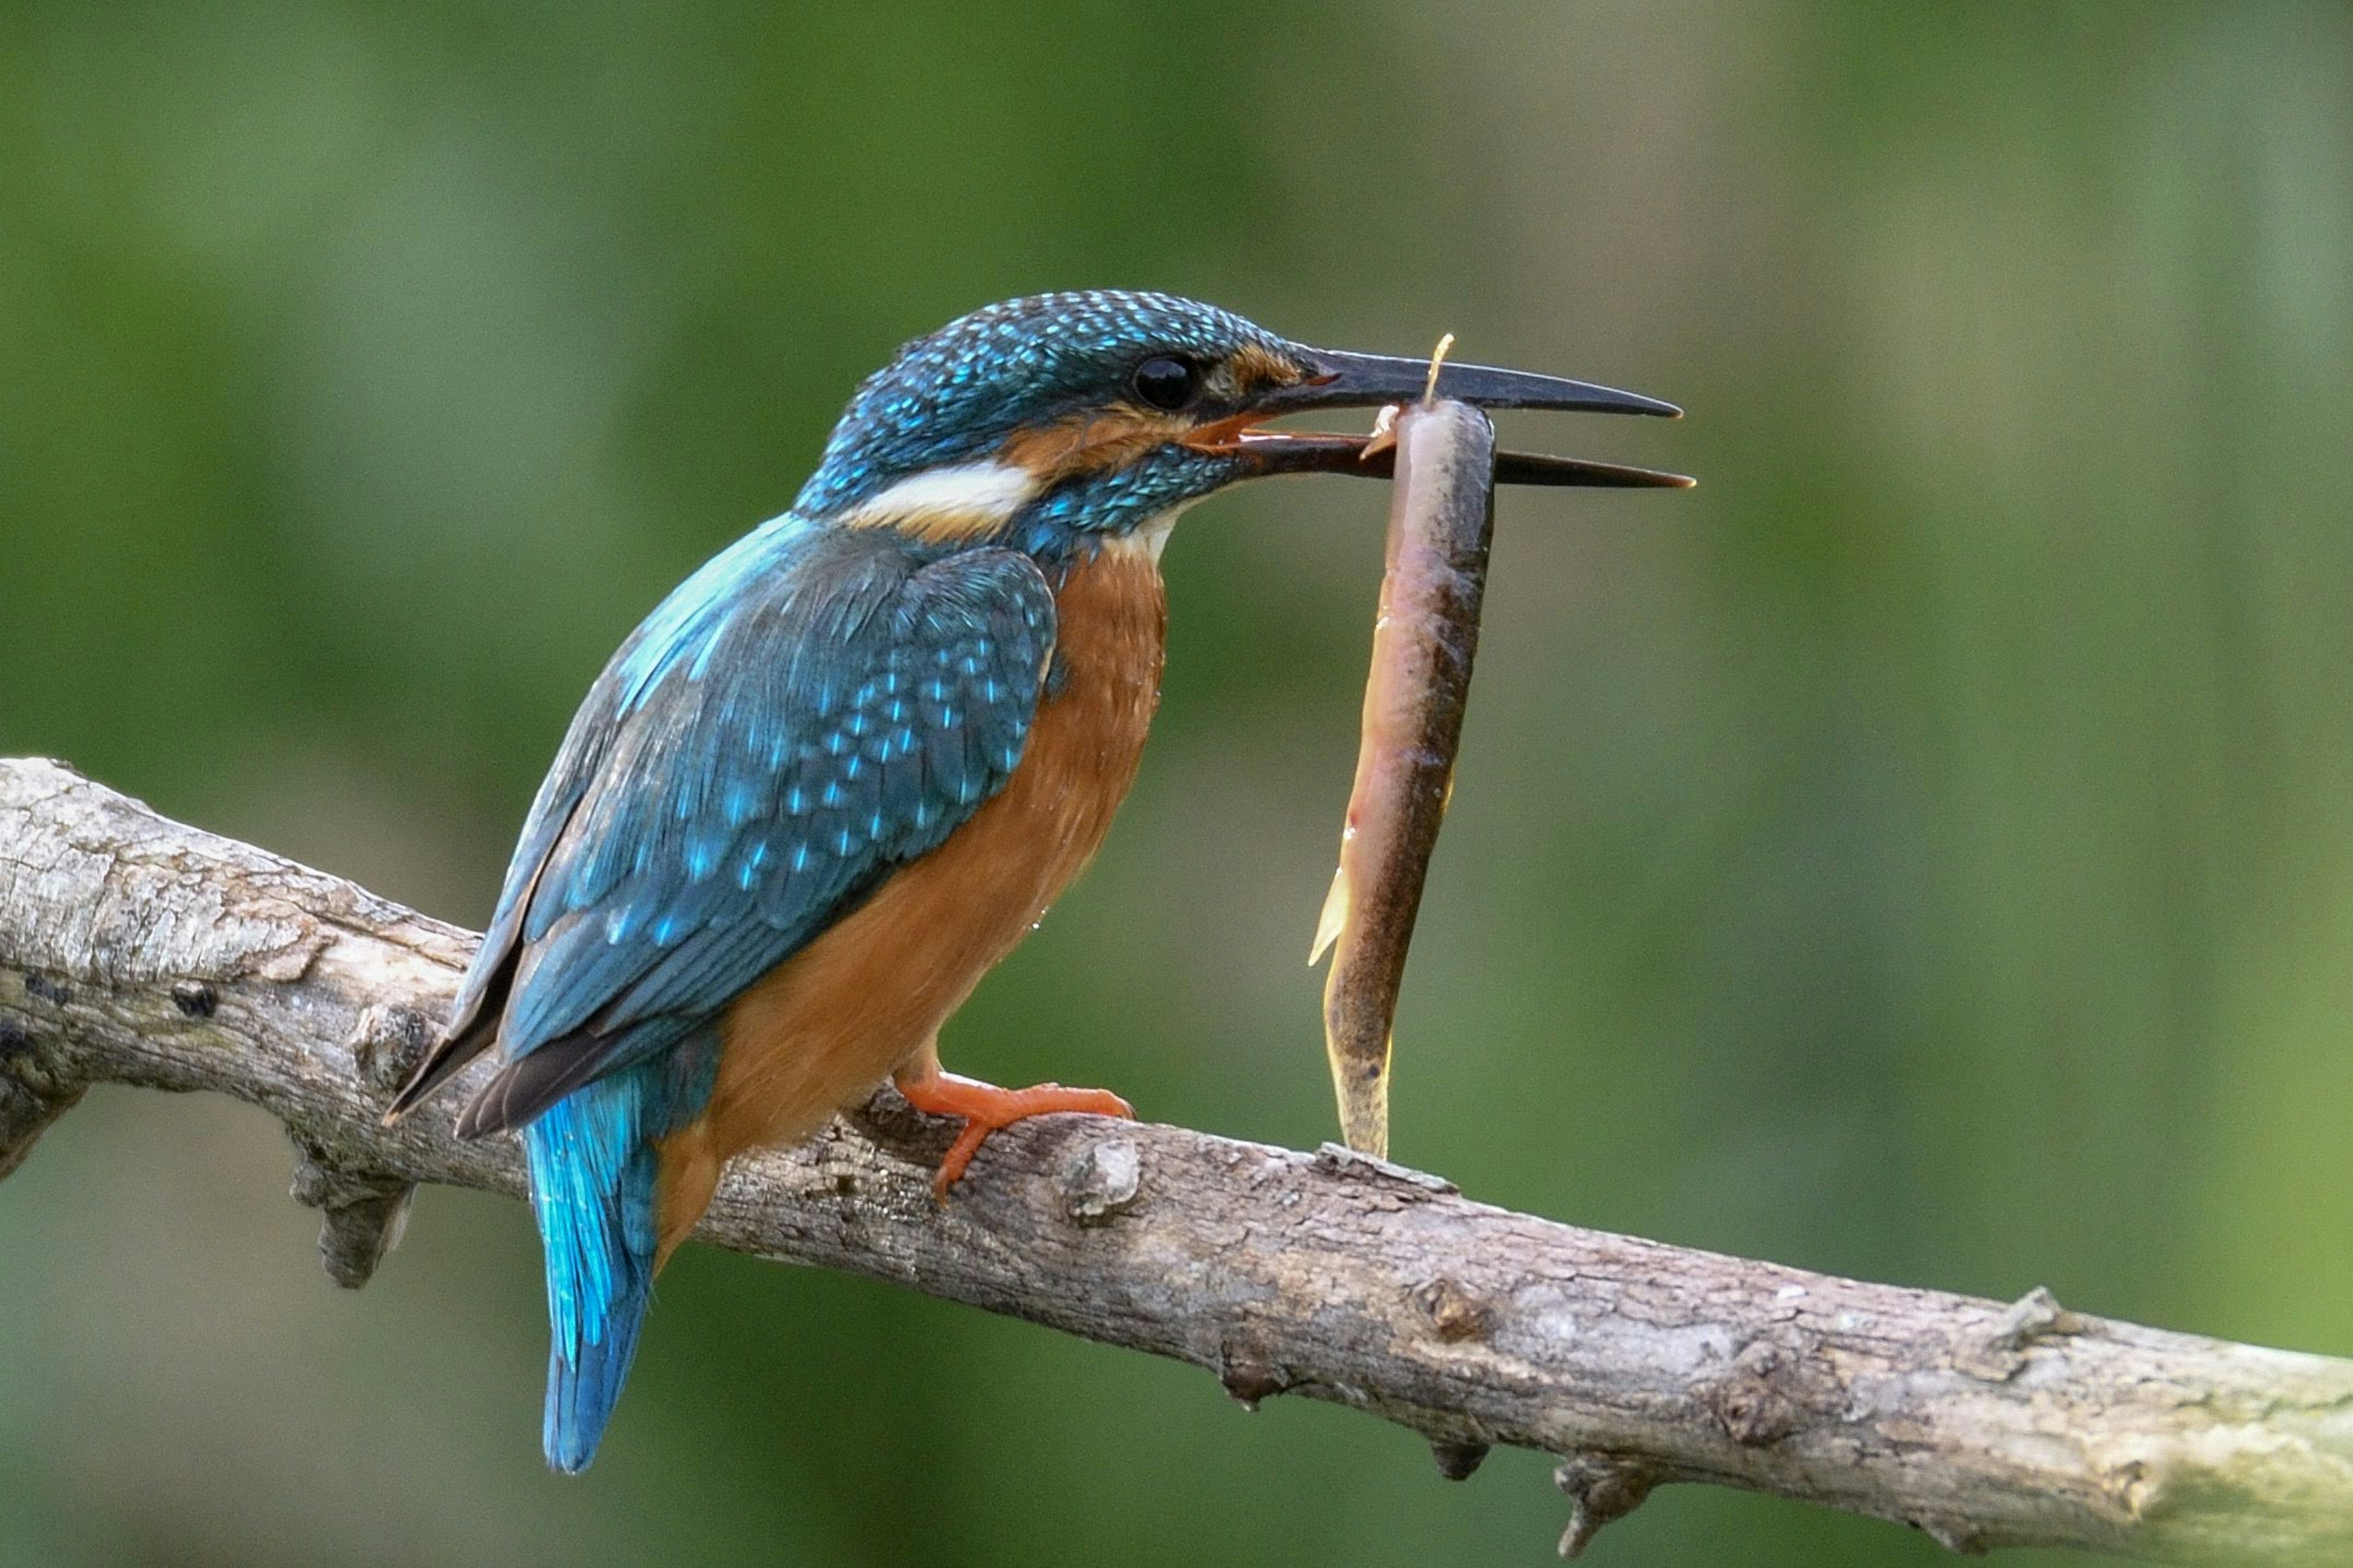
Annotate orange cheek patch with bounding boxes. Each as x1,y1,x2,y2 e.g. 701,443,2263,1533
1000,407,1189,480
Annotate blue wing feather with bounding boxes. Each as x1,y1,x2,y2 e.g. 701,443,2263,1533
449,520,1056,1138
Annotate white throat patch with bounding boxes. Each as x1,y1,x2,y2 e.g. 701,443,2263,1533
1107,498,1198,564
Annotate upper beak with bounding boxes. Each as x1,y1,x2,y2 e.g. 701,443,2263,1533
1206,344,1694,489
1270,347,1683,419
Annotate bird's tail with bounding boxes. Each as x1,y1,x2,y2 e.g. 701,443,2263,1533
523,1037,716,1473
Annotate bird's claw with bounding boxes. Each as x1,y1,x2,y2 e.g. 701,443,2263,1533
893,1069,1134,1199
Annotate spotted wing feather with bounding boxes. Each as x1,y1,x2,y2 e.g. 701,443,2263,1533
392,519,1055,1135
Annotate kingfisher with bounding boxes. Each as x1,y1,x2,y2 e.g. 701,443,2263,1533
386,290,1683,1472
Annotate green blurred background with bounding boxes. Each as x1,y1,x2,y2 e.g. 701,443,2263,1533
4,2,2350,1562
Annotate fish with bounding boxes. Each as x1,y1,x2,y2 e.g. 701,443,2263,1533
1310,394,1497,1159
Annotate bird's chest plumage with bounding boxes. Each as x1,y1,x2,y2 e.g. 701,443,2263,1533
665,544,1166,1228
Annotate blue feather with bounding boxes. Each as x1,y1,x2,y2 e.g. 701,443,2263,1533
526,1034,718,1472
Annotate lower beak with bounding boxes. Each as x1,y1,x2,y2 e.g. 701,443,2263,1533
1230,430,1694,488
1203,344,1692,489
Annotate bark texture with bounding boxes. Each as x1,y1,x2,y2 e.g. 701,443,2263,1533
2,756,2349,1563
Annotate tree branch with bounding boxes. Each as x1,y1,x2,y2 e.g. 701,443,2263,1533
2,756,2348,1563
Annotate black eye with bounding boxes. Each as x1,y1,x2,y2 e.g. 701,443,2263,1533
1130,355,1201,412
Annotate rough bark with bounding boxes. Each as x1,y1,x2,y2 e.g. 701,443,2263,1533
2,756,2349,1562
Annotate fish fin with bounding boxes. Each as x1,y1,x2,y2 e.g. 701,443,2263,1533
1309,864,1350,966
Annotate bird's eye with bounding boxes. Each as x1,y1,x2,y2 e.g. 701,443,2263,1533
1130,355,1202,412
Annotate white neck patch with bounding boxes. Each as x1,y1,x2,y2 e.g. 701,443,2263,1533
839,460,1041,536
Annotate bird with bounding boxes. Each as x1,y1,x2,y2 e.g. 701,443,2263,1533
385,289,1684,1472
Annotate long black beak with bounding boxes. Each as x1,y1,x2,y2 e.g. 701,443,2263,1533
1208,345,1692,489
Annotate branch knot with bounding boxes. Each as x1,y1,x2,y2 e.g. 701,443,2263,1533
1703,1333,1834,1448
349,1002,439,1096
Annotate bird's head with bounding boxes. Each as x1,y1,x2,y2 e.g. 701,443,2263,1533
794,290,1685,560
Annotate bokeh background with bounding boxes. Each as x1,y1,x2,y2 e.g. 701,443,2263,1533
4,2,2351,1563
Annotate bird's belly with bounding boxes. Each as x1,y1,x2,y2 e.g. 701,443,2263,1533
656,545,1166,1247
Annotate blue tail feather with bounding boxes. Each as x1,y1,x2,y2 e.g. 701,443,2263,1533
523,1035,717,1473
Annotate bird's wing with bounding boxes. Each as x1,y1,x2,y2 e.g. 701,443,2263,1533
391,519,1056,1134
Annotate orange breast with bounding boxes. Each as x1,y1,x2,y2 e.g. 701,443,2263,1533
654,543,1167,1256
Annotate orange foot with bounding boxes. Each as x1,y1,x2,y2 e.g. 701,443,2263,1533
893,1067,1134,1199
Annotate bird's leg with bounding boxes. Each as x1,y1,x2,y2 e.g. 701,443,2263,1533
893,1038,1133,1199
